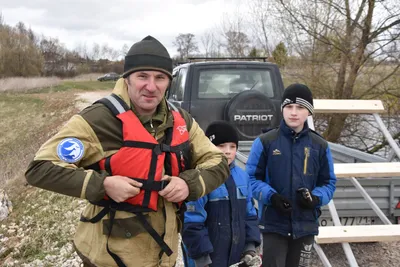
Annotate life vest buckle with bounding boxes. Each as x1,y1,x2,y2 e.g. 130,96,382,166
153,144,171,155
160,180,169,190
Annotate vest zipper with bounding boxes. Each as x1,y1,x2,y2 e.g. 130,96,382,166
304,147,309,175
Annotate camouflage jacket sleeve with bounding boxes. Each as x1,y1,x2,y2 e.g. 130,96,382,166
25,111,109,202
177,111,230,201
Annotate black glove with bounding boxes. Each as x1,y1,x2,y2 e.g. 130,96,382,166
239,250,257,267
270,193,292,216
297,188,320,209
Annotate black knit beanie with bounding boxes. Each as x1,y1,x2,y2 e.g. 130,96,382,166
281,83,314,114
122,36,173,79
205,121,239,148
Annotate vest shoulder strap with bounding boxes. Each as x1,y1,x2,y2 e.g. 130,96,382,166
96,93,130,116
166,100,193,132
166,100,179,112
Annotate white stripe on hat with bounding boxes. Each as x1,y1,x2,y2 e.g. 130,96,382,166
281,98,293,111
296,97,314,114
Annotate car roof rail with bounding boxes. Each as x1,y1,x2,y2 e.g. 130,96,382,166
174,61,190,66
187,57,268,62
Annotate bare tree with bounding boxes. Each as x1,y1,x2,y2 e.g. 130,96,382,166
91,43,100,61
248,0,275,57
220,14,251,57
121,43,129,57
274,0,400,143
0,21,43,77
173,33,199,60
201,31,214,58
39,37,65,76
74,42,90,61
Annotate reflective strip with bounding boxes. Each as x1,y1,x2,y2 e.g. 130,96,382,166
209,196,230,202
80,170,93,199
236,187,247,199
105,95,126,114
167,100,179,111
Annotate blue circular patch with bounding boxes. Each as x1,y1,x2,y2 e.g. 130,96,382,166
57,138,84,163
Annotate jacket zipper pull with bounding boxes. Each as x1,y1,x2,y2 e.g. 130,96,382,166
150,119,154,129
304,147,309,175
179,151,185,170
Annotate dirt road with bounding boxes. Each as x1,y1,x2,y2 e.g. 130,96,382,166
75,91,110,110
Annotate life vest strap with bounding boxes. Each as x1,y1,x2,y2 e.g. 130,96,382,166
106,209,127,267
80,201,173,267
95,93,130,116
131,178,169,191
122,141,190,155
135,213,173,256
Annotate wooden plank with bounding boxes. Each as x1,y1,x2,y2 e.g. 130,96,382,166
316,225,400,244
334,162,400,178
314,99,385,113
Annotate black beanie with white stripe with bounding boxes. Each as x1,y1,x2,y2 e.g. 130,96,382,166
281,83,314,115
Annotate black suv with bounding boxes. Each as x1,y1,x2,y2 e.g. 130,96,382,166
97,72,120,82
167,58,284,140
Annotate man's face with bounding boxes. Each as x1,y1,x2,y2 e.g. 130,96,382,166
216,142,237,165
282,103,310,133
125,70,170,115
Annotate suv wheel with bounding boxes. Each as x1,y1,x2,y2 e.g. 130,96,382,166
224,90,278,140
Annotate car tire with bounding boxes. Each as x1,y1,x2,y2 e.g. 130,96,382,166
224,90,278,140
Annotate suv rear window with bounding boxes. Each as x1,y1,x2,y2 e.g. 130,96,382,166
198,69,274,99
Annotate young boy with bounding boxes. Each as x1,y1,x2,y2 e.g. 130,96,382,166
246,84,337,267
182,121,261,267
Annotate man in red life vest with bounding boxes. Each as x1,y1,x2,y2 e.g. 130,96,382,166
25,36,230,267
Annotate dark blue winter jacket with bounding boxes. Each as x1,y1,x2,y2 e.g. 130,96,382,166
246,120,336,239
182,162,261,267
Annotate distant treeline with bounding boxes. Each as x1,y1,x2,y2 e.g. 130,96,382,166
0,17,125,78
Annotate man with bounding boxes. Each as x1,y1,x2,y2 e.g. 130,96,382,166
25,36,230,267
246,84,336,267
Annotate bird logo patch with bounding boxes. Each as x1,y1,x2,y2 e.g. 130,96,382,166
57,138,84,163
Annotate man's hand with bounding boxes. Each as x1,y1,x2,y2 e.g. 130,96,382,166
103,176,142,202
159,175,189,202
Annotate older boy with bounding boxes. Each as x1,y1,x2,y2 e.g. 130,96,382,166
246,84,336,267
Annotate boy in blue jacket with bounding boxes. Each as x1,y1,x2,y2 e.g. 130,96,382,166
246,84,336,267
183,121,261,267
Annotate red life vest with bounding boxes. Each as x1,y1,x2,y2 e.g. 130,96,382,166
96,94,190,212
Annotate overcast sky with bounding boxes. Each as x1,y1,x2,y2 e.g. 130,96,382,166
0,0,245,57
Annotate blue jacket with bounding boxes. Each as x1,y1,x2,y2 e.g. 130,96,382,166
246,120,336,239
182,162,261,267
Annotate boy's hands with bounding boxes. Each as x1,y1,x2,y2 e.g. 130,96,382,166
239,250,261,267
270,193,292,216
297,189,320,209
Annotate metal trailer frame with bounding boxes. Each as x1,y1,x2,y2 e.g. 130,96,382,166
306,114,399,267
